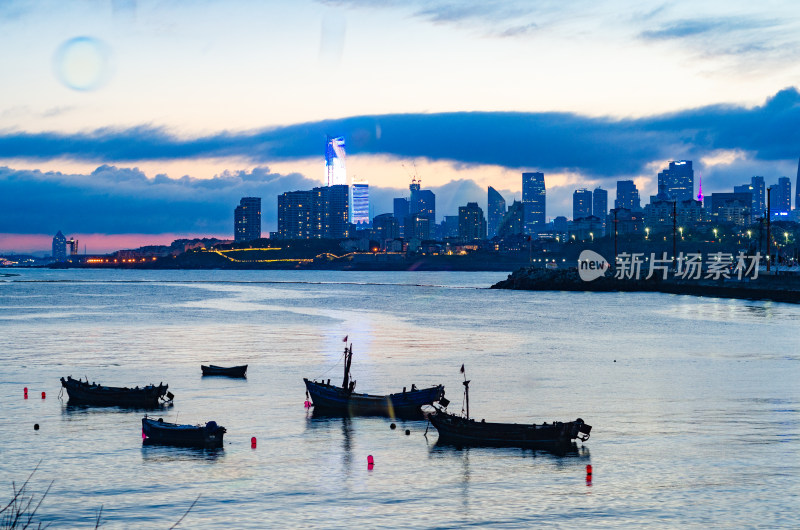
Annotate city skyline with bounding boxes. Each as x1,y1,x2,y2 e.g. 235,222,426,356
3,1,800,252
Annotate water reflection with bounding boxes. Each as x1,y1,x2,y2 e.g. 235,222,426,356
140,444,224,462
61,401,172,418
430,440,591,461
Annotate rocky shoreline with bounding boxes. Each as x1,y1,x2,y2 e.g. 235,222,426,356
491,267,800,304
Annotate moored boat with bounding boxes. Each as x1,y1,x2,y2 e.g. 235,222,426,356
60,376,172,407
142,416,226,448
201,364,248,378
303,339,446,417
428,366,591,448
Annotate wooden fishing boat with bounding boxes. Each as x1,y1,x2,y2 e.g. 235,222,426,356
303,339,446,417
60,376,172,407
142,416,226,448
427,366,591,448
201,364,248,378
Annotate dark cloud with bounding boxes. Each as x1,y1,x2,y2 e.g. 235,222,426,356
2,87,800,183
0,165,318,235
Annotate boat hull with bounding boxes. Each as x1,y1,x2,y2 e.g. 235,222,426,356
60,376,169,408
304,378,444,417
429,411,591,448
201,364,247,378
142,418,226,448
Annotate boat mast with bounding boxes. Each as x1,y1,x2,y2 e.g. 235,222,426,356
461,364,470,420
342,343,353,389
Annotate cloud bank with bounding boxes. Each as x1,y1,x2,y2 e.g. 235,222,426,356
2,88,800,181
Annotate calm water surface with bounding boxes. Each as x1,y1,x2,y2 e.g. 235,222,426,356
1,269,798,528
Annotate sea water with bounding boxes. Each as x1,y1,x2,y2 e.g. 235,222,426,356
1,269,798,528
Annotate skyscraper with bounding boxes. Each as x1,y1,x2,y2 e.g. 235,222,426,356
593,187,608,236
657,160,694,201
234,197,261,242
522,172,546,235
615,180,641,210
770,177,792,214
350,180,369,225
573,188,592,220
487,186,506,238
312,184,350,239
796,158,800,210
52,231,67,261
409,179,435,239
278,190,313,239
325,136,347,186
458,202,487,241
751,176,766,214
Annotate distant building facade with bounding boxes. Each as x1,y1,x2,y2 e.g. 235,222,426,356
234,197,262,242
52,231,67,261
573,188,592,220
350,180,370,225
497,200,525,237
593,187,608,236
657,160,694,201
615,180,641,211
458,202,487,241
522,172,546,235
277,186,349,239
487,186,506,238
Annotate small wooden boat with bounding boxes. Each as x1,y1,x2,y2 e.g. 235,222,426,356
303,340,446,417
201,364,248,378
60,376,172,408
427,367,591,448
142,416,226,448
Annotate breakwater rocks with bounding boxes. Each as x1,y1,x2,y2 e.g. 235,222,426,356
491,267,800,304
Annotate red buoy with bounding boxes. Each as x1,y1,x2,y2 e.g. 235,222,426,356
24,387,28,399
142,429,146,440
367,455,374,465
251,437,257,449
41,391,46,399
586,464,592,475
304,400,311,408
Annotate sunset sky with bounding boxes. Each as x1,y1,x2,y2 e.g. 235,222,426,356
2,0,800,253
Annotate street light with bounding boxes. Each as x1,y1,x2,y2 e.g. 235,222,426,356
747,230,752,239
645,227,650,240
679,227,683,240
713,228,718,240
785,232,789,245
590,232,594,242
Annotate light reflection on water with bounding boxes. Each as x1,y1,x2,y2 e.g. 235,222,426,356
0,269,798,527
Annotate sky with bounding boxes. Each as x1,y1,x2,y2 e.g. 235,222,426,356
2,0,800,253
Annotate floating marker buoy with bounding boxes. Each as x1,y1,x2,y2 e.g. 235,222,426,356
24,387,28,399
390,423,396,430
142,429,146,440
405,429,410,435
586,464,592,475
304,400,311,408
367,455,374,465
251,437,257,449
34,424,39,430
41,391,46,399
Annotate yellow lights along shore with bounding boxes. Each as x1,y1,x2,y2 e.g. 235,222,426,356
206,247,313,264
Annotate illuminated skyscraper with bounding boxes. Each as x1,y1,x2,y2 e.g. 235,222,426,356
751,176,765,214
234,197,261,242
770,177,792,215
795,159,800,209
487,186,506,238
350,180,369,225
458,202,487,241
52,231,67,261
278,190,313,239
657,160,694,201
573,188,592,220
325,136,347,187
593,187,608,236
615,180,641,210
409,178,435,239
522,172,546,235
